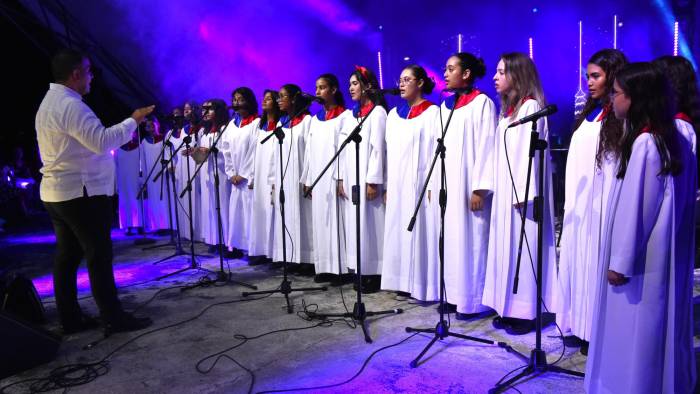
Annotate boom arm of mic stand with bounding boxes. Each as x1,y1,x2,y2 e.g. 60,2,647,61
153,137,186,183
303,105,377,198
179,123,230,198
260,100,315,145
406,93,460,231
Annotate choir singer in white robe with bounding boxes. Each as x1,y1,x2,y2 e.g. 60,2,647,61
482,53,557,335
585,62,696,394
381,65,440,302
438,52,497,318
223,87,259,257
554,49,627,353
301,74,347,280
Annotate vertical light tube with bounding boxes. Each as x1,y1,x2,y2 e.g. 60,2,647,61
613,15,618,49
458,33,462,53
674,21,679,56
529,37,534,60
377,51,384,89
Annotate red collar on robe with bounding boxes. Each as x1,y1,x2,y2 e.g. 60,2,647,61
355,102,375,118
281,112,310,128
265,119,277,132
317,105,345,121
596,103,612,122
675,112,692,123
444,89,482,110
237,114,258,128
121,136,140,151
505,95,535,118
640,124,651,133
405,100,434,119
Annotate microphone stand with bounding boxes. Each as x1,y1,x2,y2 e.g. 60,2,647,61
134,127,156,245
152,129,213,282
405,91,507,367
173,123,257,289
490,120,583,393
301,103,402,343
242,100,327,313
145,129,190,264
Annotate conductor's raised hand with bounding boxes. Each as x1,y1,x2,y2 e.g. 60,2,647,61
132,105,155,124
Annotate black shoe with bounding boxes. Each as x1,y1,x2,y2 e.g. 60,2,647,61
455,309,495,321
62,314,100,335
297,263,316,277
505,318,535,335
580,340,589,356
223,248,244,259
286,264,302,274
492,316,509,330
436,302,457,314
104,313,153,337
353,275,380,293
248,256,271,266
314,273,337,283
563,335,583,348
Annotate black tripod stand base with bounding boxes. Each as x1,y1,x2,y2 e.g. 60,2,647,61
311,302,403,343
241,279,327,314
489,349,584,393
405,320,499,368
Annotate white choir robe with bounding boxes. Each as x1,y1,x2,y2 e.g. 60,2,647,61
142,137,170,231
554,112,618,340
676,117,697,155
199,127,231,246
585,132,697,394
381,103,440,301
482,99,557,320
222,116,260,251
338,105,387,275
173,127,203,242
439,93,497,314
248,123,277,257
268,114,314,264
301,109,348,274
115,146,144,229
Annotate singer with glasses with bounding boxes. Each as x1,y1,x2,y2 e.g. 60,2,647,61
36,48,154,335
337,66,388,293
482,52,557,336
381,65,440,302
585,62,697,394
194,99,231,255
223,87,260,259
247,90,281,264
438,52,497,320
301,74,349,283
554,49,627,355
269,84,314,274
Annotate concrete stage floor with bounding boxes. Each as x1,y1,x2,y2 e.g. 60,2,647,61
1,229,698,394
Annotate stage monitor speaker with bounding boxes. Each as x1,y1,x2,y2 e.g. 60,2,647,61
0,311,60,380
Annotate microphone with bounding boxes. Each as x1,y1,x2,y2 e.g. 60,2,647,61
367,88,401,96
507,104,557,128
298,92,325,104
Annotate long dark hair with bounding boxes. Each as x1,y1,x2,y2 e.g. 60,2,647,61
232,87,259,116
653,55,700,133
281,84,309,117
574,49,628,168
260,89,281,129
317,73,345,107
403,64,436,95
450,52,486,86
350,66,388,111
205,98,230,131
616,62,681,178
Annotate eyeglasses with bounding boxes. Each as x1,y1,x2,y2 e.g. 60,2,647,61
396,77,416,86
610,90,624,99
